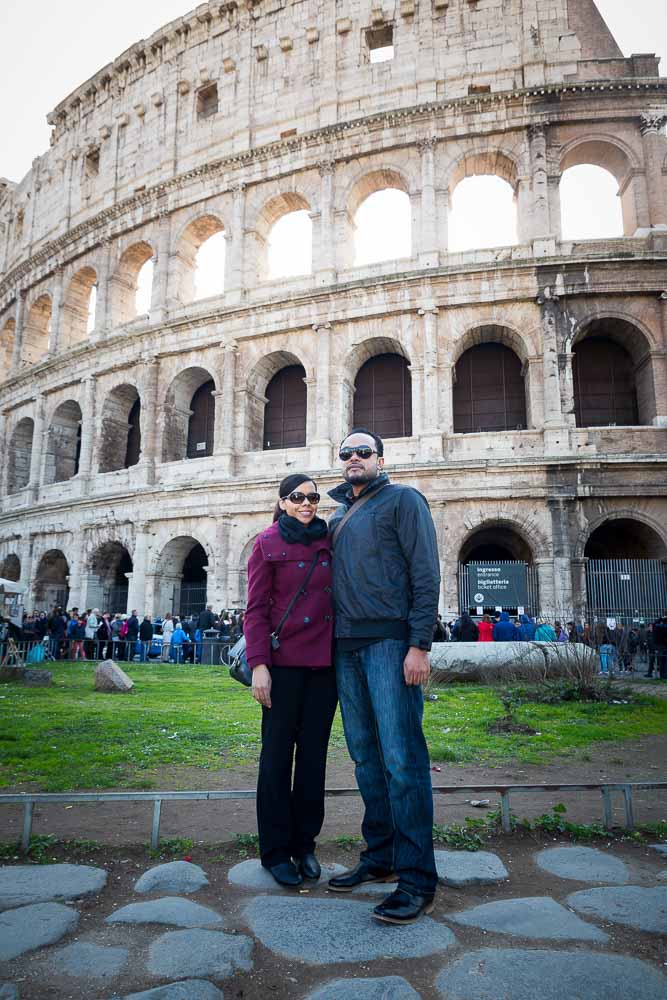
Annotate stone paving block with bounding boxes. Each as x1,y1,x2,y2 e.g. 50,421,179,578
228,859,345,891
146,928,253,980
49,941,129,979
534,846,630,883
0,985,19,1000
306,976,421,999
0,902,79,962
243,895,457,964
449,896,608,941
434,850,509,887
134,861,209,895
0,863,107,909
567,885,667,933
649,843,667,857
122,983,224,1000
434,947,667,1000
107,896,225,928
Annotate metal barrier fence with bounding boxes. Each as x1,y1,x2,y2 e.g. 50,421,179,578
0,636,234,667
2,782,665,851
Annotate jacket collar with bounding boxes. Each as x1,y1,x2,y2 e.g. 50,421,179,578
328,471,391,509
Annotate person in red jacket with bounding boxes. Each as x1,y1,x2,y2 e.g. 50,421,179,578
244,473,337,889
477,614,494,642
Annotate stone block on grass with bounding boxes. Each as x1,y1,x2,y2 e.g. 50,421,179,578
95,660,134,693
22,669,52,687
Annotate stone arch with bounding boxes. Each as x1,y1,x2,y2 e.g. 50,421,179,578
576,508,667,560
44,400,82,485
86,540,134,614
0,553,21,582
560,136,640,237
249,192,313,281
445,148,520,194
446,150,520,252
152,535,211,619
33,549,70,611
459,520,536,563
236,530,263,607
457,517,542,616
7,417,34,494
62,266,97,349
345,166,413,218
243,349,309,452
161,367,218,463
22,292,52,364
173,213,226,304
346,168,413,265
340,337,412,442
451,323,532,367
98,383,142,473
1,317,16,371
111,240,154,326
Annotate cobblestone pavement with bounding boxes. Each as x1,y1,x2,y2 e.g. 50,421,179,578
0,844,665,999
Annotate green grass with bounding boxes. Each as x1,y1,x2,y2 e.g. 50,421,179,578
0,663,665,791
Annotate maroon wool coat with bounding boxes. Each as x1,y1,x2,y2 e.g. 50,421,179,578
244,520,334,669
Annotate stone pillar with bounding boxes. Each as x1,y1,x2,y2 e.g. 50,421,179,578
528,123,554,252
151,212,171,323
559,351,576,427
127,523,149,614
439,362,454,440
571,558,588,622
10,290,26,371
431,502,452,615
48,267,65,355
92,239,113,339
538,295,565,430
215,341,238,477
310,322,333,469
0,410,9,505
29,392,46,502
525,356,545,430
211,517,232,609
224,183,246,304
314,161,336,285
66,542,87,613
418,138,439,267
139,359,159,483
548,498,575,618
410,363,424,438
640,113,667,230
19,533,34,596
654,292,667,426
418,307,443,459
535,558,556,619
78,375,97,492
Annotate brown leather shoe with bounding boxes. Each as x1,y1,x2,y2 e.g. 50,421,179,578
372,887,435,924
327,861,397,892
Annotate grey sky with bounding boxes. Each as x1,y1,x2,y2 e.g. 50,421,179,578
0,1,665,183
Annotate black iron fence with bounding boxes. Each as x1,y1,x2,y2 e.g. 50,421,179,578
586,559,667,624
0,635,234,668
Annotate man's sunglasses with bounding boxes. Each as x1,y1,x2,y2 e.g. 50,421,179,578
281,491,321,504
339,446,377,461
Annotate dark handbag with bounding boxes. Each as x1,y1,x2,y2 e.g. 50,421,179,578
228,551,321,686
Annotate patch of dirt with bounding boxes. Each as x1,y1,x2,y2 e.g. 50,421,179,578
486,716,537,735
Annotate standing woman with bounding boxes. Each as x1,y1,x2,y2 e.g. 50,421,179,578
245,473,337,888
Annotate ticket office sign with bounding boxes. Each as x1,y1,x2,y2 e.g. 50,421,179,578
469,563,528,609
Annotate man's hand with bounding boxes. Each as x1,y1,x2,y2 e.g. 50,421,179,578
252,664,272,708
403,647,430,686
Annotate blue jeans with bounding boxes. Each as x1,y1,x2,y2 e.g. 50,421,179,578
335,639,437,896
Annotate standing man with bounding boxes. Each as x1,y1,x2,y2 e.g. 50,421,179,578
327,428,440,924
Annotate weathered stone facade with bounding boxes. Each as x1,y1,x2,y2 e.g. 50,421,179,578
0,0,666,620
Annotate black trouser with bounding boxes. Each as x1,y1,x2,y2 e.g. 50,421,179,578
257,666,338,868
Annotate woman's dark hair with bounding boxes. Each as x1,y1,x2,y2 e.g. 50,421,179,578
272,472,318,522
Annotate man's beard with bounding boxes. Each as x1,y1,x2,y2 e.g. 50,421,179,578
344,466,378,485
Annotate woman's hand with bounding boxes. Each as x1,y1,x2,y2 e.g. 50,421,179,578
252,664,272,708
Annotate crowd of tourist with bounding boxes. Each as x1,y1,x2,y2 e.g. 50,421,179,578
435,611,667,678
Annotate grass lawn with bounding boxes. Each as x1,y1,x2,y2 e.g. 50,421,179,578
0,662,666,792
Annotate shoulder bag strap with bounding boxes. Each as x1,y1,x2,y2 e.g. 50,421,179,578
271,550,321,642
331,482,390,548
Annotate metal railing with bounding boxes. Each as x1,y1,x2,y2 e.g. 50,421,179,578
1,781,665,851
0,636,235,667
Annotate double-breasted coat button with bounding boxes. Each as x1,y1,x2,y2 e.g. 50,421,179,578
298,561,305,568
303,617,310,624
321,560,329,566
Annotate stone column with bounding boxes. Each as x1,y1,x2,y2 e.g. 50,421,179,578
78,375,97,493
48,267,65,355
524,356,545,430
29,392,46,502
215,341,238,477
211,517,232,609
439,361,454,440
19,533,34,597
151,212,171,323
535,558,556,620
10,290,25,371
571,558,588,622
640,113,667,230
0,410,8,505
418,307,444,459
528,123,554,252
224,183,246,304
310,322,333,469
315,161,336,285
418,137,439,267
138,359,159,484
66,542,87,613
654,292,667,426
538,294,565,433
127,522,149,614
559,350,576,427
431,502,452,615
92,238,113,339
548,498,575,618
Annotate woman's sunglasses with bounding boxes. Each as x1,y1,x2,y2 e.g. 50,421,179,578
339,446,377,461
281,491,321,504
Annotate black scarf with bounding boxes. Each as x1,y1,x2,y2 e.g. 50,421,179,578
277,513,328,546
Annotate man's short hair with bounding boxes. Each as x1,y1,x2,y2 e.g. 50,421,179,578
341,427,384,457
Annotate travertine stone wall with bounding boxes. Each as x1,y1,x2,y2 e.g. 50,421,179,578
0,0,666,619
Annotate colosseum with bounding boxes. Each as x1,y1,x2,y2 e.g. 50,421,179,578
1,0,666,625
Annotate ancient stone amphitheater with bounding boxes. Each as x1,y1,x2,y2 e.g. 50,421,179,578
1,0,666,623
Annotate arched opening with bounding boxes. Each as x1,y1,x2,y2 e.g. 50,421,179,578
264,365,307,449
33,549,70,611
112,242,154,326
162,368,216,463
87,542,133,614
573,318,652,426
1,317,16,371
560,165,624,241
177,215,226,303
449,176,518,252
154,536,208,619
584,518,667,622
267,211,312,279
22,294,52,364
99,385,142,473
353,353,412,439
354,187,411,266
458,523,538,616
454,342,526,433
7,418,34,494
44,401,82,485
0,554,21,582
62,266,97,348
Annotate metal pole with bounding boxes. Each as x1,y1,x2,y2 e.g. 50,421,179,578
21,800,34,851
623,785,635,829
500,791,512,833
601,787,613,829
151,799,162,850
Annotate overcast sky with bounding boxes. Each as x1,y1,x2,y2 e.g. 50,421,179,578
0,2,664,183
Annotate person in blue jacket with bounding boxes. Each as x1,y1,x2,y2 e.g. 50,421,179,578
493,611,516,641
517,613,536,641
